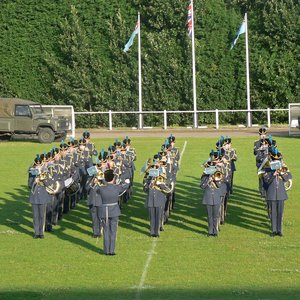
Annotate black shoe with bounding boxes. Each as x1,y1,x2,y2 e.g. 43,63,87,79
207,234,212,237
47,227,54,232
271,232,277,237
213,233,218,237
33,235,39,239
110,253,116,256
39,235,45,239
160,227,164,231
277,232,283,237
220,221,225,225
92,234,100,238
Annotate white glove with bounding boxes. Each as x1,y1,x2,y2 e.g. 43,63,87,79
125,179,130,184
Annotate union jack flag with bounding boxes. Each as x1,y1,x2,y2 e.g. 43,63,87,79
187,0,193,38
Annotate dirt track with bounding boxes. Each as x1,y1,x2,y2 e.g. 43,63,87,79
76,127,291,139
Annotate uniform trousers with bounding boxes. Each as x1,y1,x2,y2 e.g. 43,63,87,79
51,194,59,225
102,216,118,254
89,205,102,236
32,204,47,236
205,203,221,235
148,207,163,236
269,200,284,233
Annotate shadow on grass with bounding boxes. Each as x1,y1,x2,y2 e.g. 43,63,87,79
1,287,300,300
0,171,271,253
176,175,271,236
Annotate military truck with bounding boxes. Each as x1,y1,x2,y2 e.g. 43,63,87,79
0,98,70,143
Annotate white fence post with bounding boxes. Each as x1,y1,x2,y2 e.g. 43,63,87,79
163,110,167,130
109,110,112,130
215,109,219,129
267,108,271,128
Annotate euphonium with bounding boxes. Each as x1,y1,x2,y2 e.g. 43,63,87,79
153,174,173,194
46,181,61,195
277,165,292,191
212,170,224,182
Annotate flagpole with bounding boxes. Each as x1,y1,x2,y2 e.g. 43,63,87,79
191,0,197,128
245,12,251,127
138,12,143,129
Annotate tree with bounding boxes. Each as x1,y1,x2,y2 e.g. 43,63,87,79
44,5,103,126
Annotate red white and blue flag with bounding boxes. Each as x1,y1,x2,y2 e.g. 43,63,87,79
187,0,193,38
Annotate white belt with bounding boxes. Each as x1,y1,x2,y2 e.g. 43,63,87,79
102,202,118,223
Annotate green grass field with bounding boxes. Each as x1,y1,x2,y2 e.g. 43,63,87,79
0,136,299,300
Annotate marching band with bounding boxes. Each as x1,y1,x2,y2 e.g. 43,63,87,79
200,136,237,236
253,126,292,236
27,128,293,252
28,132,136,255
142,135,180,237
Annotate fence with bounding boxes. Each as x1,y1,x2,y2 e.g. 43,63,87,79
74,108,289,131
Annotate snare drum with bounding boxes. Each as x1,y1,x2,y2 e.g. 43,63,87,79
64,178,80,195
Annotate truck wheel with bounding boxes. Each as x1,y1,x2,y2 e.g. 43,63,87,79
38,128,55,143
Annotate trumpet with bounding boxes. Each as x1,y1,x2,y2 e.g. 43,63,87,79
277,166,288,175
96,170,104,181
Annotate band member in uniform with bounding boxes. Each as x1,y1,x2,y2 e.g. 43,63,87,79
263,148,292,236
200,151,224,237
85,154,107,238
143,155,170,237
50,147,65,224
98,169,130,255
167,134,180,209
28,157,55,239
223,136,237,194
254,126,276,199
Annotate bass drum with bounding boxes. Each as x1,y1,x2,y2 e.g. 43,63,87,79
65,178,80,195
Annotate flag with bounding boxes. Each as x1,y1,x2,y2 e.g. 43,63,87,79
123,19,139,52
187,0,193,38
230,18,246,49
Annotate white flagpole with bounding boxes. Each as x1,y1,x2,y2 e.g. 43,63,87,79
191,0,197,128
138,12,143,129
245,12,251,127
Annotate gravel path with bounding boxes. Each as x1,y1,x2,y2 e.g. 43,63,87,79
75,127,290,139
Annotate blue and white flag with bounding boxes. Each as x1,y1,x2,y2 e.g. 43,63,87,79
230,18,246,49
123,19,139,52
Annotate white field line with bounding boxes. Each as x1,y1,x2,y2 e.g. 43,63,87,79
179,140,187,168
135,239,157,300
135,140,188,300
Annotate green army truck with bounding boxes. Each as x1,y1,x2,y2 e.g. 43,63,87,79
0,98,70,143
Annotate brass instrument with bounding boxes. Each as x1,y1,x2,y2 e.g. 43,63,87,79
96,170,104,181
212,170,224,182
277,165,292,191
152,174,174,194
46,181,61,195
284,179,292,191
